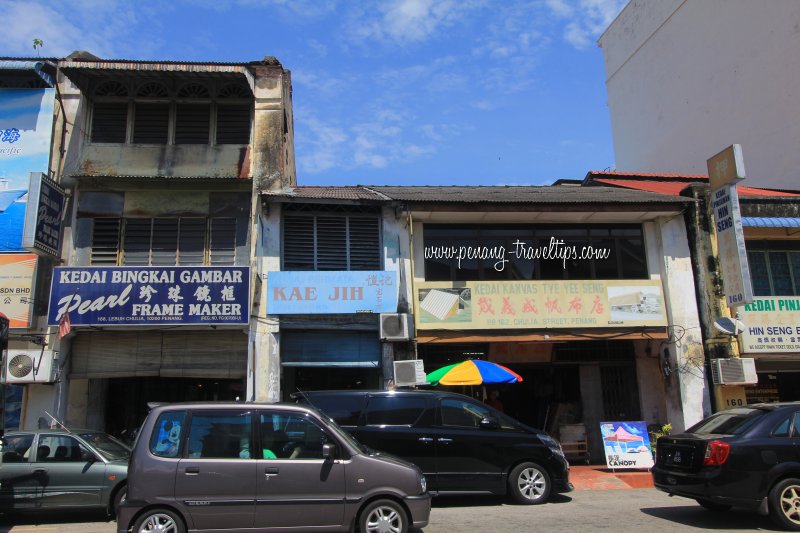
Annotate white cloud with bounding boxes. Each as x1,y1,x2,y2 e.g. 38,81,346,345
545,0,627,49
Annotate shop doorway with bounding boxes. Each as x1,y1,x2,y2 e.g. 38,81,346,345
104,377,244,442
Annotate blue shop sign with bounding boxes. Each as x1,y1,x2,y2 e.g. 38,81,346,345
267,270,398,314
22,173,64,258
48,266,250,326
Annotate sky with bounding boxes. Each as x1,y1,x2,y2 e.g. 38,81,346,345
3,0,628,187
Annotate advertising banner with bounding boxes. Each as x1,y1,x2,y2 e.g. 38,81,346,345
415,279,666,330
738,297,800,353
48,267,250,326
0,89,55,252
0,253,37,328
266,270,398,314
600,421,654,469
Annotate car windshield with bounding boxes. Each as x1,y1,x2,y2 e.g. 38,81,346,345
687,408,764,435
78,432,131,461
319,414,370,455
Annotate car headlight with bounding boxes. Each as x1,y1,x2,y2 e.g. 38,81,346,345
419,474,427,493
539,434,565,457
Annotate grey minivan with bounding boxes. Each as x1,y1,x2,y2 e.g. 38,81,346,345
117,402,430,533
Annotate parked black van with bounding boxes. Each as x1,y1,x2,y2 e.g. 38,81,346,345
293,389,573,504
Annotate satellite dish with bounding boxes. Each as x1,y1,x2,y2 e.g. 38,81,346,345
713,316,746,336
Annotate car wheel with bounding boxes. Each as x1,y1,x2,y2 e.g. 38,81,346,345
132,508,186,533
359,498,407,533
769,478,800,531
508,462,551,505
111,485,127,517
695,498,732,512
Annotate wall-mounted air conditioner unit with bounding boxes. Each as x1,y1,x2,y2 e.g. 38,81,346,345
393,360,426,387
380,313,413,341
710,357,757,386
4,350,57,384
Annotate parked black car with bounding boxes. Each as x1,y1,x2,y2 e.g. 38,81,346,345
293,389,572,504
653,402,800,530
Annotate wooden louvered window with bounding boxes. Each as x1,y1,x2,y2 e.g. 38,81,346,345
91,102,128,143
90,218,121,265
133,103,169,144
175,104,210,144
91,217,235,266
283,209,381,271
216,104,251,144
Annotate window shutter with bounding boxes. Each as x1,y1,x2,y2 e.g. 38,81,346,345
151,218,179,265
210,218,236,265
178,218,207,266
133,103,169,144
348,216,381,270
122,219,153,266
283,214,316,270
91,102,128,143
216,104,251,144
175,103,210,144
316,216,347,270
90,218,121,265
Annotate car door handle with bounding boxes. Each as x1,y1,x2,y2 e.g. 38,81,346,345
418,437,433,443
33,469,47,474
265,467,279,476
437,438,453,444
184,466,200,475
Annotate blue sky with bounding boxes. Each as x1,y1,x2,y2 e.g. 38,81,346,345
4,0,627,186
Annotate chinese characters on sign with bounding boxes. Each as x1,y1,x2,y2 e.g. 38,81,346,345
47,267,250,326
415,279,666,330
267,271,399,314
600,421,654,470
739,297,800,353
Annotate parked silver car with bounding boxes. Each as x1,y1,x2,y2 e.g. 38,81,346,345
0,428,130,515
117,402,431,533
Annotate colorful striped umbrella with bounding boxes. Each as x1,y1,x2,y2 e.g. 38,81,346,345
426,359,523,386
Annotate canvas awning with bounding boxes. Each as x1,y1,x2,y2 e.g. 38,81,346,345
742,217,800,228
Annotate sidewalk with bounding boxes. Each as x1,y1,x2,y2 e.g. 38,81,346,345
569,464,654,490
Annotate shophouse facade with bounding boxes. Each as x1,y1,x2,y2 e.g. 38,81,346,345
585,171,800,409
257,184,701,463
3,52,295,434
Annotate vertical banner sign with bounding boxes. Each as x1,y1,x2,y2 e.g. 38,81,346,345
707,145,753,307
22,172,64,257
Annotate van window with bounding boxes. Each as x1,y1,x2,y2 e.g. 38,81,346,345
441,398,491,428
307,395,364,426
186,411,253,459
365,396,427,426
259,413,329,460
150,411,187,458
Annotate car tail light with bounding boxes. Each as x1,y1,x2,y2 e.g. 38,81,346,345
703,440,730,466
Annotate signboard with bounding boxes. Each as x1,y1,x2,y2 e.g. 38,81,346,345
707,144,752,307
738,297,800,353
0,253,37,328
415,279,666,330
600,421,654,469
22,172,64,257
0,88,56,251
48,267,250,326
267,271,398,314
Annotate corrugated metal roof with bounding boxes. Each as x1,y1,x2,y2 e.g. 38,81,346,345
72,174,246,181
365,185,690,204
742,217,800,228
586,170,708,180
263,186,390,201
592,178,800,198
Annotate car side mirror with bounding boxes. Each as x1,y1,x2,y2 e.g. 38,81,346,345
480,417,499,430
80,449,97,462
322,443,337,460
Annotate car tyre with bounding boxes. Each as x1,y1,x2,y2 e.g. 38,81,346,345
111,485,127,517
695,498,732,512
508,462,551,505
769,477,800,531
132,508,186,533
359,498,407,533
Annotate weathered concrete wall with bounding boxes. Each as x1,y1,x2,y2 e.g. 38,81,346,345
77,144,248,178
251,65,295,191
